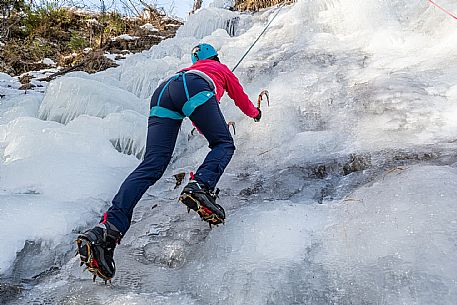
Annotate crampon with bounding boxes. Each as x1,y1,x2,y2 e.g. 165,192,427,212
179,180,225,227
75,221,121,284
76,237,110,283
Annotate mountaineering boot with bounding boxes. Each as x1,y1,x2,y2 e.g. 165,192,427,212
75,218,122,282
179,180,225,225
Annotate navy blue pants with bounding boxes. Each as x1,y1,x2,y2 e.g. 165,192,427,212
107,74,235,234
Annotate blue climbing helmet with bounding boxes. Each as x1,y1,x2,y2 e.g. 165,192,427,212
191,43,218,63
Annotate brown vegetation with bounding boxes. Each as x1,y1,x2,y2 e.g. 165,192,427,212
234,0,295,11
0,3,182,76
0,1,293,77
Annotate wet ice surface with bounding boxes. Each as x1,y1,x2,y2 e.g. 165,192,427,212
6,164,457,305
2,0,457,304
320,166,457,305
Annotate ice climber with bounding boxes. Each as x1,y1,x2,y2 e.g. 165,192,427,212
76,43,262,282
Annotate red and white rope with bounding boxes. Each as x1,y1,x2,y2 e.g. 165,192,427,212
428,0,457,20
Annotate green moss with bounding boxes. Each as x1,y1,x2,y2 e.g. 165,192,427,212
20,2,72,38
103,12,127,35
68,32,88,51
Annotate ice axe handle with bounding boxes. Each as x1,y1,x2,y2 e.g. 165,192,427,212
227,121,236,135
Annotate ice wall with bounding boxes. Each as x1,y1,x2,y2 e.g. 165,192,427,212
184,166,457,305
185,202,328,305
177,8,240,39
38,76,148,124
321,165,457,304
0,115,139,274
2,1,457,303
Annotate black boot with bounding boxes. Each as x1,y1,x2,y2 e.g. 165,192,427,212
179,180,225,225
76,220,122,282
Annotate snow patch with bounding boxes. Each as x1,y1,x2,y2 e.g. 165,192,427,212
86,18,100,25
209,0,235,9
112,34,140,41
0,72,16,83
41,58,56,66
140,23,159,32
0,94,41,124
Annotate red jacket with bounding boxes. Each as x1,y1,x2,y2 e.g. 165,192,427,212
181,60,259,118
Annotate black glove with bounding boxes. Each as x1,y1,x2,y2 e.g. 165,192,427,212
254,107,262,122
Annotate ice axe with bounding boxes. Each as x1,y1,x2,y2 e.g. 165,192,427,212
227,121,236,135
187,91,268,141
189,121,237,140
257,90,270,110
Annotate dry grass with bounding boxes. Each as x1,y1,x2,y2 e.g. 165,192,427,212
0,6,182,76
234,0,295,11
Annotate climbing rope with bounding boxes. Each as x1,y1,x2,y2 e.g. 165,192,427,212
232,3,287,72
427,0,457,20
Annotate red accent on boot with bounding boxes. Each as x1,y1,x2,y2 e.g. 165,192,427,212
190,171,195,180
92,258,100,268
101,212,108,224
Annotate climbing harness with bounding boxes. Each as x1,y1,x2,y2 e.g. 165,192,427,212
427,0,457,20
232,3,287,72
150,71,215,120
